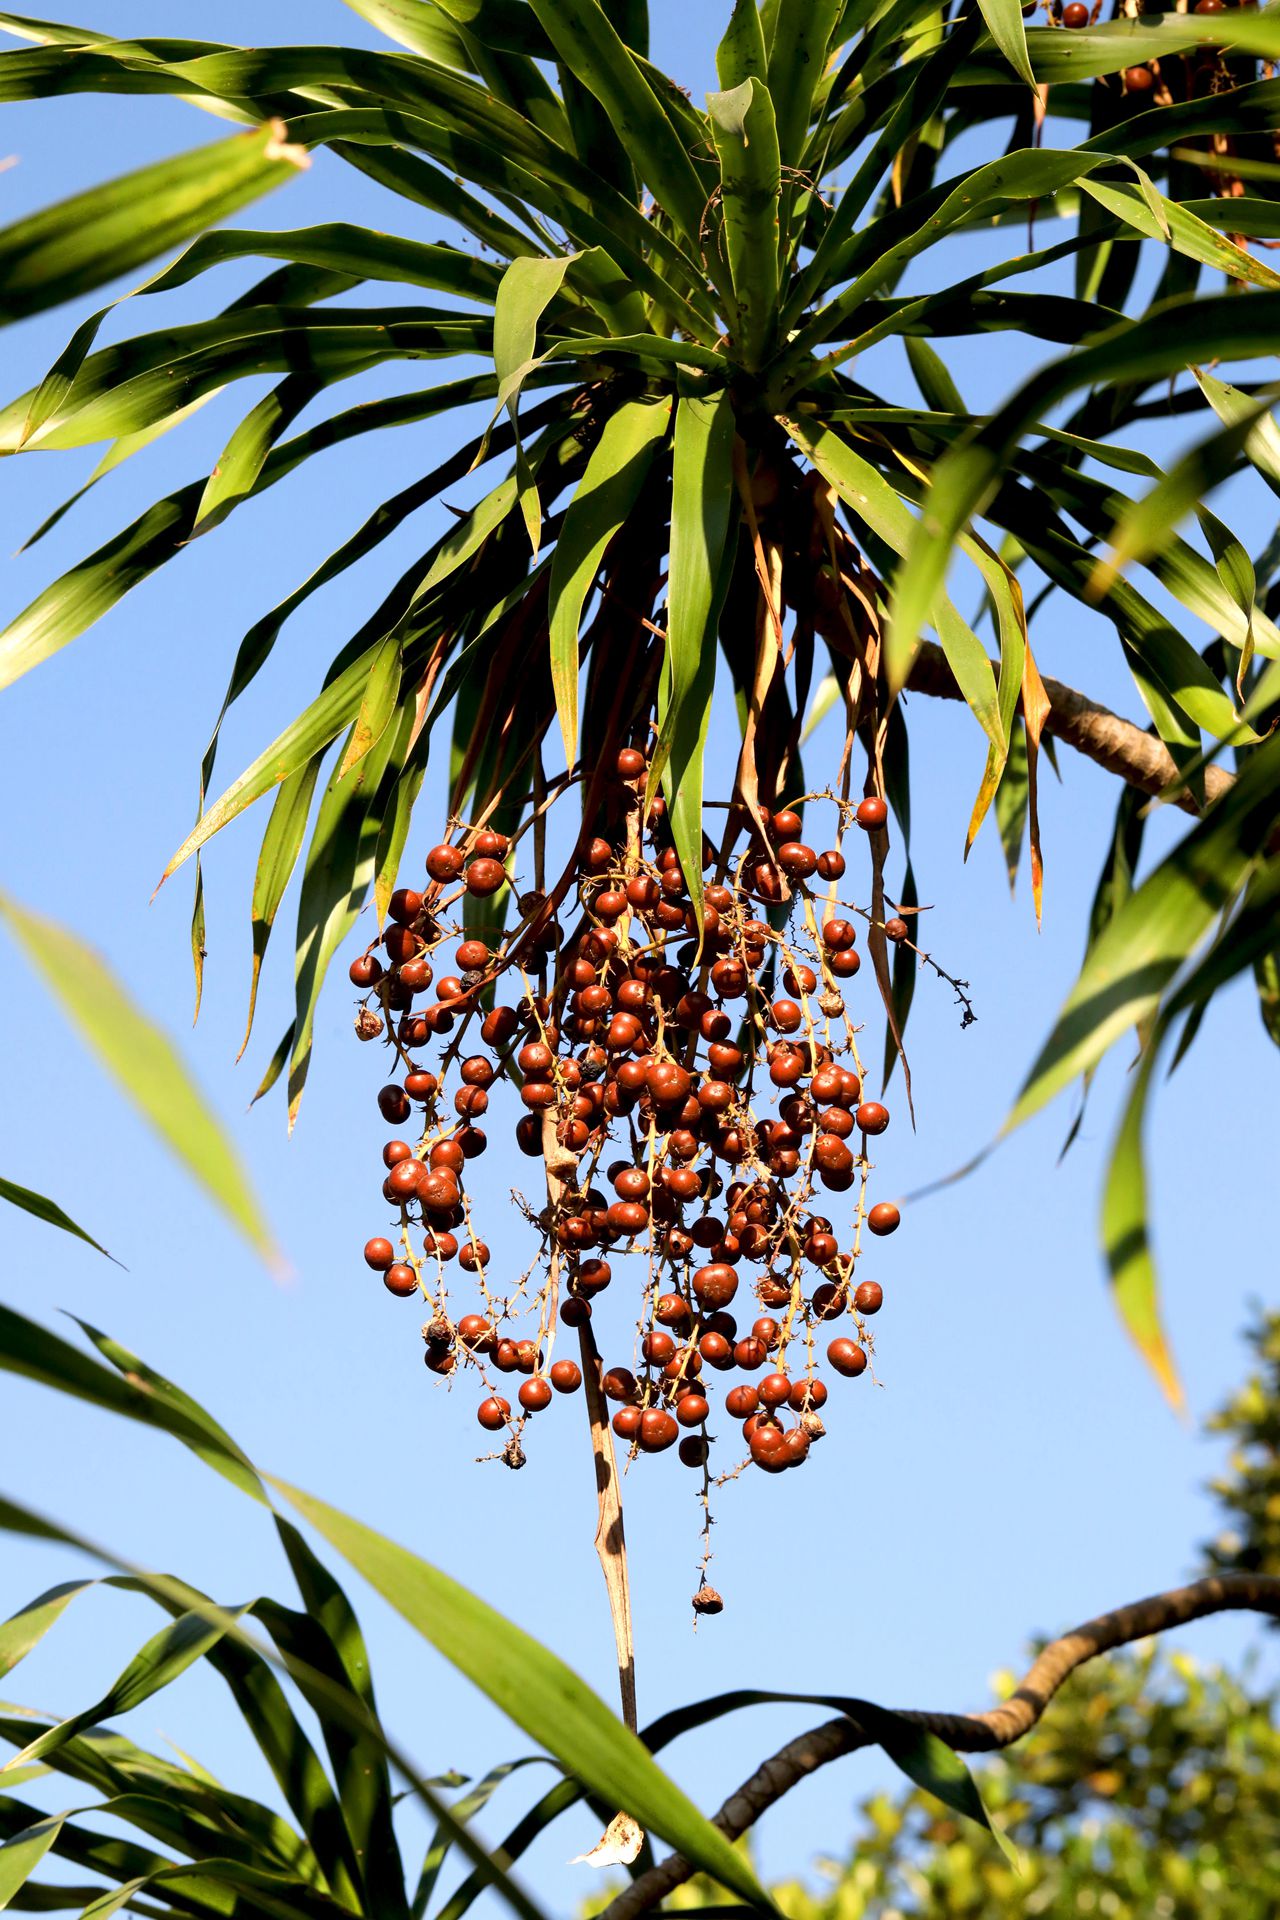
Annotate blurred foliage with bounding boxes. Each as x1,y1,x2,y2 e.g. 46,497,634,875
596,1309,1280,1920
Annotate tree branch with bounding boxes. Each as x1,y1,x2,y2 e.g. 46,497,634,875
905,640,1234,817
601,1573,1280,1919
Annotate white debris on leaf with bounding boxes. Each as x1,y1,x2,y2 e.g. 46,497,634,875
570,1811,644,1869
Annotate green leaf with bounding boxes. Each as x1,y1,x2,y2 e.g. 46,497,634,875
193,373,322,537
412,1759,554,1920
0,1813,67,1908
340,0,472,63
288,704,408,1129
4,1611,250,1775
0,1581,90,1682
892,289,1280,665
525,0,709,247
162,642,382,882
716,0,768,89
1192,366,1280,500
765,0,842,168
338,635,402,782
655,392,739,929
1006,731,1280,1134
785,418,1002,744
0,897,278,1267
976,0,1038,87
1079,175,1280,292
0,1175,112,1260
0,1303,264,1506
547,398,670,766
1100,1042,1181,1412
0,120,307,325
707,78,782,369
852,1700,1019,1866
268,1477,775,1911
240,759,322,1061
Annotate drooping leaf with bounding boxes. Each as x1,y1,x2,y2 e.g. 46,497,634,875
0,1175,112,1260
655,392,739,927
0,120,308,325
0,897,278,1267
269,1477,775,1911
547,397,670,766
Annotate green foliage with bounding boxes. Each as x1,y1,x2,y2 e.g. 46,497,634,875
641,1307,1280,1920
657,1649,1280,1919
1205,1307,1280,1585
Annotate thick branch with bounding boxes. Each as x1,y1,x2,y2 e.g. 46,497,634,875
906,639,1235,817
602,1573,1280,1920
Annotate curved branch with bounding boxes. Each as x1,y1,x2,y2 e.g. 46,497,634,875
905,640,1235,817
602,1573,1280,1920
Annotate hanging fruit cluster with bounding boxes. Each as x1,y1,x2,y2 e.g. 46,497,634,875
351,744,906,1507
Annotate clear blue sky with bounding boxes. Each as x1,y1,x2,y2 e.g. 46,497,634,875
2,6,1279,1914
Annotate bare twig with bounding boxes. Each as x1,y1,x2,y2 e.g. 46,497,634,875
601,1572,1280,1919
904,639,1236,818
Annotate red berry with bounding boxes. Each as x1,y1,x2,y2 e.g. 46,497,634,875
867,1202,901,1236
550,1360,582,1394
349,954,383,988
854,1280,884,1315
363,1237,394,1271
725,1384,759,1418
612,1406,642,1440
856,1101,889,1135
638,1408,678,1452
828,1337,868,1377
855,797,888,831
758,1371,792,1407
675,1393,710,1428
465,857,506,897
384,1263,418,1297
519,1377,553,1413
426,844,465,882
378,1085,412,1124
1062,0,1089,20
477,1396,510,1431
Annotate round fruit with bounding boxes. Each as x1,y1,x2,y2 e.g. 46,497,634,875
477,1396,510,1431
378,1084,412,1124
855,796,888,831
518,1377,553,1413
639,1408,679,1452
1062,0,1089,22
854,1280,884,1315
612,1406,643,1440
676,1393,710,1428
828,1337,868,1377
363,1237,394,1271
550,1360,582,1393
725,1384,759,1418
867,1201,901,1236
758,1371,792,1408
856,1101,890,1135
466,857,506,897
426,844,465,882
384,1263,418,1296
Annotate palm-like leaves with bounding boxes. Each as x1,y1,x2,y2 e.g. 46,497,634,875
3,0,1280,1387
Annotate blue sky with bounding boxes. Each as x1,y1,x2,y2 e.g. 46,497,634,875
2,5,1279,1914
